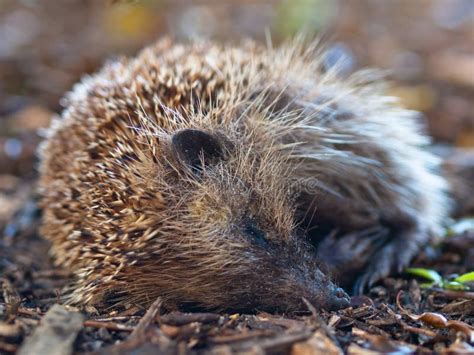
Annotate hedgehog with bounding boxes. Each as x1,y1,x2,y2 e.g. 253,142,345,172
38,38,449,312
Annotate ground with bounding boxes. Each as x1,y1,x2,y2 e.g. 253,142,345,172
0,204,473,353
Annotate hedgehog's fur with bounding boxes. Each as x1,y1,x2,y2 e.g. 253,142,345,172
39,38,449,312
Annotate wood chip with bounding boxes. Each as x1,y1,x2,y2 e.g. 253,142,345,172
17,304,84,355
0,321,21,338
292,330,343,355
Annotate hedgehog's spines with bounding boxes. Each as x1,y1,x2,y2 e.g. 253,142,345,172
39,38,448,311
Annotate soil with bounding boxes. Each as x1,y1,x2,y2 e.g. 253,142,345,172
0,204,473,353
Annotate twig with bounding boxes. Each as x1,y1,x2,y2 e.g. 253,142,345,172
130,297,162,339
0,341,17,353
90,316,141,322
210,330,275,344
18,307,42,318
302,297,318,319
400,321,437,337
2,278,21,318
302,297,343,349
250,331,314,352
432,288,474,300
160,312,220,326
83,320,134,332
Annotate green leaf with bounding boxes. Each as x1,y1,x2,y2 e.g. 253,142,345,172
444,281,469,291
453,271,474,284
405,268,443,284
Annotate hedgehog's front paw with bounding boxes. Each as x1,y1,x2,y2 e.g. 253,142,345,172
353,228,428,295
315,226,388,287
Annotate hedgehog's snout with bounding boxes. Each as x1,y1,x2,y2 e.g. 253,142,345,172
301,268,350,311
325,285,351,310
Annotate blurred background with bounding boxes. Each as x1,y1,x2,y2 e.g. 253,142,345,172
0,0,473,225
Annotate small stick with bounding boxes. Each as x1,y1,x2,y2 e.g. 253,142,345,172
432,288,474,300
210,330,275,344
254,332,314,352
160,312,220,326
0,341,17,353
399,322,437,338
130,297,162,339
83,320,134,332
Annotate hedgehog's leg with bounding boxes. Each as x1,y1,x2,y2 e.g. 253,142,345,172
352,213,431,295
309,200,432,294
315,226,389,287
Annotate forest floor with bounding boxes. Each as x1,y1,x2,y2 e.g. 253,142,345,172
0,197,473,354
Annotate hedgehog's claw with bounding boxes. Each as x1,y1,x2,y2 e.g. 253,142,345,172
353,226,429,295
353,274,368,296
353,242,398,295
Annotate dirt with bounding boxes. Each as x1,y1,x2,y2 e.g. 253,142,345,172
0,180,473,354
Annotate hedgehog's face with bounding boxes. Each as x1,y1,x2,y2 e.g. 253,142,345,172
163,129,349,312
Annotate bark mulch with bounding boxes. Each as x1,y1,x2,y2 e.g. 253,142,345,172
0,193,472,354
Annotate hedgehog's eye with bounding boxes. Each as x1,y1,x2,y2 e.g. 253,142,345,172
171,129,223,172
242,219,268,248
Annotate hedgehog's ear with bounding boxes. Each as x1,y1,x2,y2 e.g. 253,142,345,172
171,129,223,171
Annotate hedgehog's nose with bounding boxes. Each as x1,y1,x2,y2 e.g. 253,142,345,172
335,288,347,299
331,287,350,310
